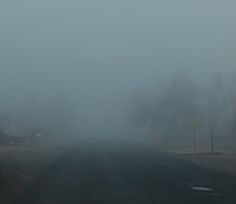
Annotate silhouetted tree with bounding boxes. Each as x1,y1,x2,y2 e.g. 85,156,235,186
153,73,201,144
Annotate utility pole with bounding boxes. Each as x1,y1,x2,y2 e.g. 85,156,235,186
191,118,198,153
210,124,215,153
193,127,197,152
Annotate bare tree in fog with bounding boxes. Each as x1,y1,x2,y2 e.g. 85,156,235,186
131,73,201,146
154,74,201,145
204,74,233,151
130,94,154,136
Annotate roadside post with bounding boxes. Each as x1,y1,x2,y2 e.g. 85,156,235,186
191,119,198,153
210,124,215,153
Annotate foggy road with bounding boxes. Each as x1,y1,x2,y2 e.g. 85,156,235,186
15,141,236,204
1,0,236,203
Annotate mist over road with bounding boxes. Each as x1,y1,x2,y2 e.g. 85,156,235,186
15,139,236,204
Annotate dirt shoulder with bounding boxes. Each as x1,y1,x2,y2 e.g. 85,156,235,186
177,152,236,176
0,144,71,204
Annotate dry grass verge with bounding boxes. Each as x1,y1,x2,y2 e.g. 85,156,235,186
0,145,71,204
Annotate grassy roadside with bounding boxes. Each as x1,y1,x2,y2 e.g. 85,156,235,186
0,144,71,204
173,151,236,177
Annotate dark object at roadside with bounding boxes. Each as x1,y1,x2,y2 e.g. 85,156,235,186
0,132,25,146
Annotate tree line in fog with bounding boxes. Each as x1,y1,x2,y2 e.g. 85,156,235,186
131,73,236,151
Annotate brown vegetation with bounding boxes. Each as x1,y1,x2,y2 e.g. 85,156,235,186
0,145,70,204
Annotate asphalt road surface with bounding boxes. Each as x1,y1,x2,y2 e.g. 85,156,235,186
14,140,236,204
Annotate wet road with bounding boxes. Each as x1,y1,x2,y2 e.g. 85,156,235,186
15,141,236,204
